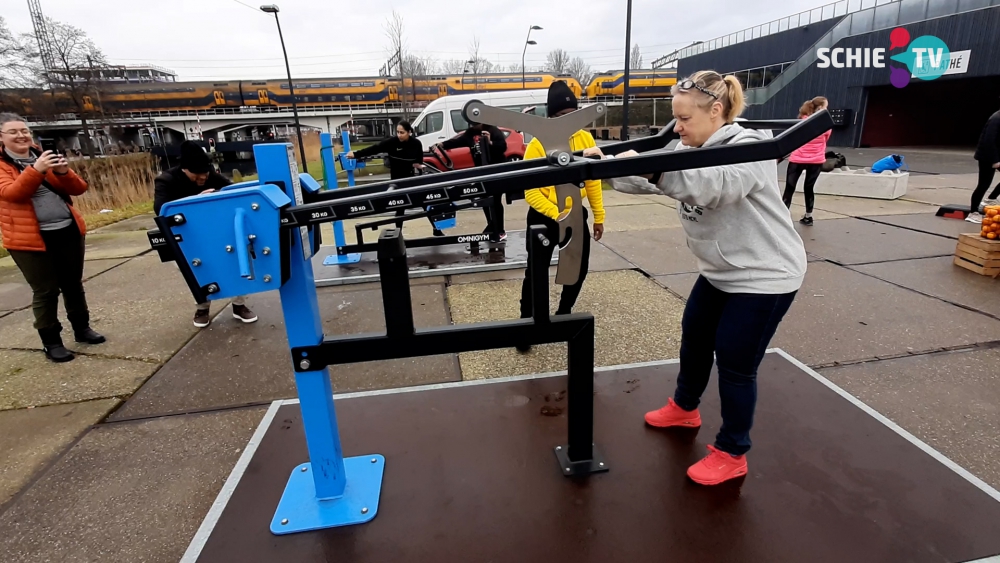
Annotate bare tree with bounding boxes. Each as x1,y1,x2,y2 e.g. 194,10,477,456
0,17,37,89
630,44,643,69
545,49,571,74
467,36,496,90
383,10,410,117
440,59,467,74
507,62,523,73
567,57,593,90
22,18,107,157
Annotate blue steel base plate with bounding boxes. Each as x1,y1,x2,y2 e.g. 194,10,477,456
323,253,362,265
270,455,385,535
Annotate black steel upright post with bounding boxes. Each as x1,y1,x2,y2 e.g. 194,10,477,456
528,224,550,324
377,229,415,337
566,319,595,462
621,0,633,141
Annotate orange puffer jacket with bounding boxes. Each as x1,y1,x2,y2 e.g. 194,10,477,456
0,145,88,252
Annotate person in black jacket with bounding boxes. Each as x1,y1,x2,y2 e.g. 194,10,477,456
347,121,442,234
153,141,258,328
437,121,508,241
967,109,1000,223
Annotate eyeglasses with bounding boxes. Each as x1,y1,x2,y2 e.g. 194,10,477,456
1,129,31,136
677,79,719,100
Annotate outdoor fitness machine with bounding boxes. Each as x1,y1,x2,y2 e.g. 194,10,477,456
147,103,833,536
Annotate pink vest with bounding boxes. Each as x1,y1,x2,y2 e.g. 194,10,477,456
789,115,831,164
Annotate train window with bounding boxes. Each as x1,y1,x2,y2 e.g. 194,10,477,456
252,82,267,86
450,110,468,133
415,111,443,136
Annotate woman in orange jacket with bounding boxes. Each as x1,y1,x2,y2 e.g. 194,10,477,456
0,113,105,362
516,82,605,352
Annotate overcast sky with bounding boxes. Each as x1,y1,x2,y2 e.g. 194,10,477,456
6,0,826,81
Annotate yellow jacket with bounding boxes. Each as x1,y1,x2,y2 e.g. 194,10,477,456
523,131,605,224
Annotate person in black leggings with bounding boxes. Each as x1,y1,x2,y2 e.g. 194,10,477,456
782,97,829,225
967,109,1000,224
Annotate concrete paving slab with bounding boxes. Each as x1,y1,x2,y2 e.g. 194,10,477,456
904,172,979,189
903,187,977,206
603,202,682,231
0,349,156,411
91,213,156,233
0,255,229,362
819,347,1000,489
860,213,974,240
853,256,1000,317
653,273,699,299
0,258,125,314
588,239,633,272
811,194,937,217
0,399,118,506
0,407,263,563
447,270,685,379
82,231,153,260
600,190,662,207
110,283,459,420
0,283,31,313
788,202,848,221
794,217,956,265
599,228,697,275
771,262,1000,366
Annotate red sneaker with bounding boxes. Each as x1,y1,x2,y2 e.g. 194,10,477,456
687,445,748,485
644,398,701,428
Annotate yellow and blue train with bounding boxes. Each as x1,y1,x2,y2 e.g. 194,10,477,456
3,70,676,117
584,69,677,98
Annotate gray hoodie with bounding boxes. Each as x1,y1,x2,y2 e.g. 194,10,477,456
608,123,807,294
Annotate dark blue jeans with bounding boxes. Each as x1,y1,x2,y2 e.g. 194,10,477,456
674,276,797,456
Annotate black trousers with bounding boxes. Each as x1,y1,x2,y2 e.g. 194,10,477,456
783,162,822,213
8,223,90,332
482,196,505,235
519,207,590,318
971,160,1000,213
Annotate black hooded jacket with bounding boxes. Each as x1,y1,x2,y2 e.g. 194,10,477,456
975,110,1000,164
441,125,507,166
153,166,231,215
352,136,424,180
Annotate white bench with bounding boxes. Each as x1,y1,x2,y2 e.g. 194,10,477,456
804,167,909,200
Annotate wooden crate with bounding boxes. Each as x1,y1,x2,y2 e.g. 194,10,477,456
954,233,1000,276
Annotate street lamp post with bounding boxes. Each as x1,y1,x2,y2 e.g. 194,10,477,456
621,0,633,141
466,59,476,92
260,4,307,173
522,25,541,89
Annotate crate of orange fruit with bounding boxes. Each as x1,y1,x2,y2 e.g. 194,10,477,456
955,206,1000,276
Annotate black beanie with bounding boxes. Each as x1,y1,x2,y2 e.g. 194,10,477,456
547,80,578,117
180,141,211,173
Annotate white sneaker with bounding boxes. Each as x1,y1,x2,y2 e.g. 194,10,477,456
966,212,983,224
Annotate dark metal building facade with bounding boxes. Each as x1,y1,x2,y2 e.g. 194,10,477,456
675,4,1000,147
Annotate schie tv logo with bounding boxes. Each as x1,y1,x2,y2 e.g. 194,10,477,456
817,27,970,88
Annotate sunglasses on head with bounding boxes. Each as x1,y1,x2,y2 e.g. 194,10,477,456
677,79,719,100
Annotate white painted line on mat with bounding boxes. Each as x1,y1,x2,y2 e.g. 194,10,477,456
773,348,1000,504
179,400,283,563
281,357,683,406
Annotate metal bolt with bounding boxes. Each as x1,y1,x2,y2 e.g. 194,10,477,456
299,359,311,370
565,467,571,473
557,153,571,166
579,183,585,188
361,507,369,514
281,518,289,525
371,458,377,463
471,108,480,117
596,105,604,114
599,462,604,467
225,245,233,252
172,214,184,224
555,446,562,451
207,284,218,294
262,247,271,255
263,275,272,283
192,259,201,266
248,234,256,241
301,466,308,472
251,203,260,211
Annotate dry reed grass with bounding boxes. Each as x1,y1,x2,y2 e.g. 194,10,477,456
0,153,159,256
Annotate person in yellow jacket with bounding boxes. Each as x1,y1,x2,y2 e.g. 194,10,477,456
518,81,605,352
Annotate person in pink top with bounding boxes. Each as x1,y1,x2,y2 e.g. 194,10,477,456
782,96,830,225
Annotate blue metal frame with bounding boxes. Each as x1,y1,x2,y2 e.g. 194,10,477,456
251,143,384,534
320,131,362,265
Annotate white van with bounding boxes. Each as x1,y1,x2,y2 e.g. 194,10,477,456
410,89,551,150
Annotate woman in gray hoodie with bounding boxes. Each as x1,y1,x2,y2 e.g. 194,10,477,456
585,70,807,486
